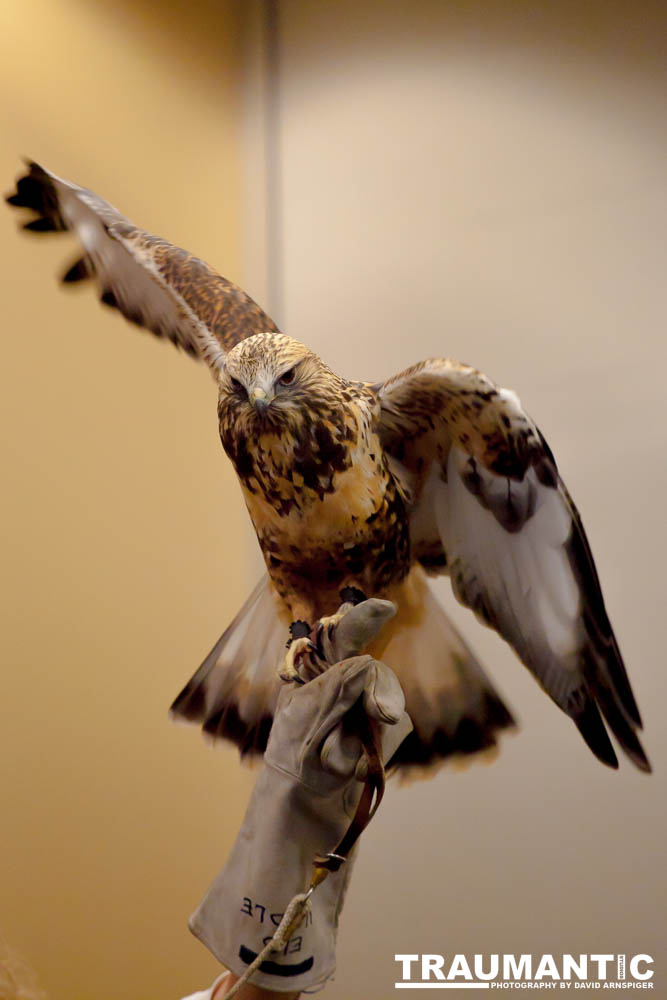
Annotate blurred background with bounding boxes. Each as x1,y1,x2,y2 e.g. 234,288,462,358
1,2,665,998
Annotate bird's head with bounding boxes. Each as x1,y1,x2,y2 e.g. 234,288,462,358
218,332,373,503
218,332,342,430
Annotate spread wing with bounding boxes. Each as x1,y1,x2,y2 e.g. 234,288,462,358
5,161,279,375
377,359,650,772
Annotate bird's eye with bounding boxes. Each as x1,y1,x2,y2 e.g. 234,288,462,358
279,367,296,386
230,377,244,394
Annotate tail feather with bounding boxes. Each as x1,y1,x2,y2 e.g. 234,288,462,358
374,568,516,777
171,567,516,777
170,577,286,755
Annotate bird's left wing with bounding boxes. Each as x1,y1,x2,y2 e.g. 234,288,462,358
6,161,279,375
377,358,650,771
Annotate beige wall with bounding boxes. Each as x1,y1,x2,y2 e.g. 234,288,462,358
2,2,666,999
272,1,667,996
0,2,259,998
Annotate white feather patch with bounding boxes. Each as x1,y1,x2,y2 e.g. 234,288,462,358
445,448,581,660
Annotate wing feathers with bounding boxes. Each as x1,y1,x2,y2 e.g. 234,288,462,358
573,697,619,769
563,488,643,729
378,361,649,771
6,160,279,374
7,168,67,225
61,257,93,284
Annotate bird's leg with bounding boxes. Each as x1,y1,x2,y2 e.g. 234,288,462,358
280,620,316,683
313,585,369,652
340,586,368,606
280,587,369,683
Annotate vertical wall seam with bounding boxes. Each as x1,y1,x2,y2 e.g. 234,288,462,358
264,0,284,327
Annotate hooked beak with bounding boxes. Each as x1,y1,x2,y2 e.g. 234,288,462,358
250,386,273,414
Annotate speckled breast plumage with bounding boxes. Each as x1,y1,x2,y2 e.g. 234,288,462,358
218,379,410,616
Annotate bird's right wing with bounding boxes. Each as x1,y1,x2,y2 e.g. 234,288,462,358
377,358,650,772
6,161,279,376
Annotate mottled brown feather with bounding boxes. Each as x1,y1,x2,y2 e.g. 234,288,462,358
6,161,277,372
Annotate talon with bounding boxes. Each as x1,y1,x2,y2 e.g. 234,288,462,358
319,610,346,634
280,634,316,683
340,586,367,606
314,622,326,660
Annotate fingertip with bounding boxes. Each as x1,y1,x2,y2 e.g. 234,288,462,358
362,598,397,625
334,599,397,655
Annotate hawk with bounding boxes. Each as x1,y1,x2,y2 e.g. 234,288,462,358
6,161,650,775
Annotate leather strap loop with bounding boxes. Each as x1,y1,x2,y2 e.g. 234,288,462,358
312,700,385,878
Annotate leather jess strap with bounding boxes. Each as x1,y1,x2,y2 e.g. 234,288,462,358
311,700,386,881
263,697,388,958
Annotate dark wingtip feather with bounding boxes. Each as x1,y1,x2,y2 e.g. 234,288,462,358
62,257,92,284
594,685,652,773
573,699,619,769
23,216,60,232
631,750,652,774
6,161,65,231
22,159,50,180
561,481,647,754
602,640,643,730
6,176,42,210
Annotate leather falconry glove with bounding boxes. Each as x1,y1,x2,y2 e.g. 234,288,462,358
187,598,412,994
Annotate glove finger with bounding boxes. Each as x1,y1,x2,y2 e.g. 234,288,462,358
320,725,364,777
322,599,396,662
362,660,406,725
306,655,378,751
